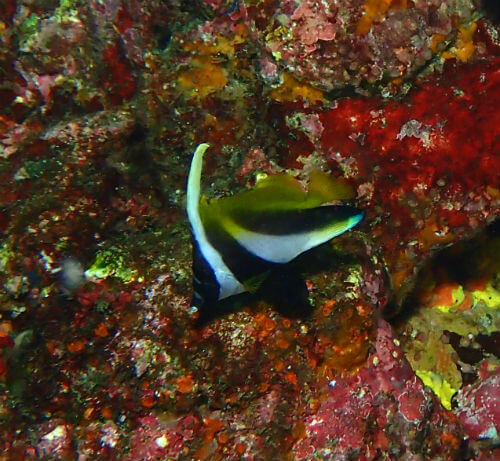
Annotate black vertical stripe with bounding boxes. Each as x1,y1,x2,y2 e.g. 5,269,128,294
191,239,219,305
203,221,276,284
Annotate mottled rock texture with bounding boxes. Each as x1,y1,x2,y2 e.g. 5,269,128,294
0,0,498,460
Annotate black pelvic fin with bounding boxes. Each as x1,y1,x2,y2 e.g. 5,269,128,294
193,292,255,327
258,267,313,319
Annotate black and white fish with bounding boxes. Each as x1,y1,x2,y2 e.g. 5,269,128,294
186,143,364,322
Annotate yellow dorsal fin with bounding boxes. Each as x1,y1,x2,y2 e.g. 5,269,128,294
202,173,308,217
249,173,307,207
199,169,356,234
254,173,303,193
307,169,355,203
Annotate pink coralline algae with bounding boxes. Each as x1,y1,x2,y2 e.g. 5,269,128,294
293,320,461,461
456,365,500,440
36,422,75,460
242,0,476,91
125,415,202,461
289,2,338,47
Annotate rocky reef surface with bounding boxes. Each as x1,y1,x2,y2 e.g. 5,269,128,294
0,0,499,460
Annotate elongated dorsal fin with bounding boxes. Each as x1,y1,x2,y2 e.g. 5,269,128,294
187,143,245,300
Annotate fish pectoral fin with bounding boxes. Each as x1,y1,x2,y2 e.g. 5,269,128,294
243,271,270,293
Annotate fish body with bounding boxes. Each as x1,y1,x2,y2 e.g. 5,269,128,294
187,143,364,319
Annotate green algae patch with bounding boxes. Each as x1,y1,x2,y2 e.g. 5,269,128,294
0,242,14,272
19,13,40,44
59,0,78,11
54,0,80,23
398,229,500,412
472,283,500,310
86,248,139,284
415,370,457,410
401,277,500,409
404,323,462,410
435,285,465,313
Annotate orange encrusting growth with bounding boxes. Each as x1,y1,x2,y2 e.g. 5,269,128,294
176,374,195,393
181,23,248,57
440,431,461,450
177,23,249,100
67,340,86,353
94,322,109,337
442,23,477,62
255,312,277,339
140,395,156,408
430,34,447,52
203,417,224,441
177,57,227,98
270,73,325,103
356,0,407,35
430,282,460,308
317,308,372,376
457,292,473,311
388,215,456,296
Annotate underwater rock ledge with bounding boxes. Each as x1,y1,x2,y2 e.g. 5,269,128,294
0,0,499,460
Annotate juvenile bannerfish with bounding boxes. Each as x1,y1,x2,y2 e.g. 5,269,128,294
187,143,364,319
